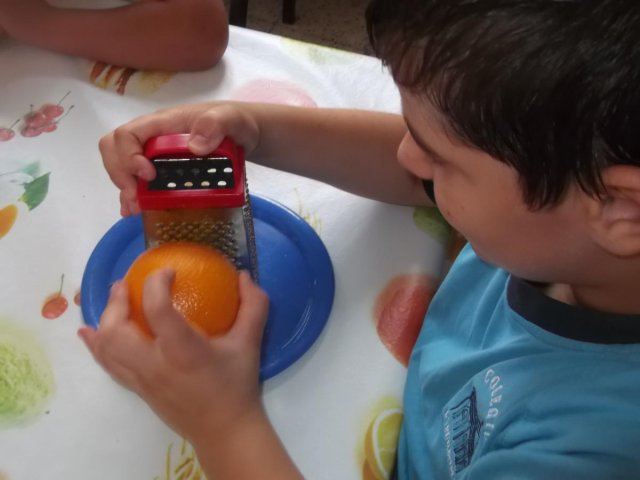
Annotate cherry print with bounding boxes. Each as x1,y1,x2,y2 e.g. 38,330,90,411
42,274,69,320
0,120,18,142
40,91,70,119
20,125,43,138
17,92,73,139
24,108,49,129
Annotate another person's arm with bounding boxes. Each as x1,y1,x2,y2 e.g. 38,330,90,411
0,0,228,71
100,102,432,215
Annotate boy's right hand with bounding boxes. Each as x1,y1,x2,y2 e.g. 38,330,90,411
99,103,261,216
78,269,269,445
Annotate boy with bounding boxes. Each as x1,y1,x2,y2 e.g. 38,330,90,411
80,0,640,478
0,0,228,71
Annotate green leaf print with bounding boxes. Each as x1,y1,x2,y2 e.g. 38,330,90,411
19,173,50,211
412,206,451,244
20,162,41,179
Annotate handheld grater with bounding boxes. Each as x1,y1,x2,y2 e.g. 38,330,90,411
137,134,259,280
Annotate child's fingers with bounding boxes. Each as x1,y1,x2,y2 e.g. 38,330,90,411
142,269,199,343
227,271,269,349
105,163,138,201
123,107,193,142
78,323,154,393
188,104,259,155
98,328,155,372
188,115,226,154
100,131,154,186
101,133,154,217
100,281,131,329
99,133,139,187
131,153,156,182
119,190,139,216
77,326,97,351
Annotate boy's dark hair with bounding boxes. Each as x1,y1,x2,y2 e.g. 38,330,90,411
366,0,640,208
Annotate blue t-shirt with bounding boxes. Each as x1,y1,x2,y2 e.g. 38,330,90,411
398,244,640,479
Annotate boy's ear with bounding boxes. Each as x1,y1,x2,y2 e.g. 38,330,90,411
585,165,640,257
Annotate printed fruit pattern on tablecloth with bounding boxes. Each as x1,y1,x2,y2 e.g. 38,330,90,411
89,61,174,96
40,274,81,320
0,92,73,142
154,439,204,480
369,206,465,365
373,274,437,366
413,206,467,263
353,209,448,478
360,400,404,480
281,37,356,66
231,79,317,107
41,274,67,320
0,160,50,240
0,319,55,428
412,206,450,245
294,190,322,233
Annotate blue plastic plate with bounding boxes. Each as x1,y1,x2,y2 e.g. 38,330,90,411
81,194,335,380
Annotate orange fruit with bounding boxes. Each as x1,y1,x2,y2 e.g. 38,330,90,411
0,204,18,239
124,242,239,337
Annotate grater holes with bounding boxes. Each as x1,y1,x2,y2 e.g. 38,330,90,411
149,157,235,191
154,220,240,264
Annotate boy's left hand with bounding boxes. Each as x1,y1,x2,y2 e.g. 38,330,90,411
78,269,269,444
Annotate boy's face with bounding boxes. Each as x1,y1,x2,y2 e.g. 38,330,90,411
398,90,594,283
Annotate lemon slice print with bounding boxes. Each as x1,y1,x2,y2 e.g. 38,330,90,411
364,408,403,480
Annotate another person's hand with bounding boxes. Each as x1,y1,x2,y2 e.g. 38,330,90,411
78,269,269,445
99,102,262,216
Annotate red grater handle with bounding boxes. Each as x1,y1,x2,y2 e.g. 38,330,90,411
138,134,246,210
